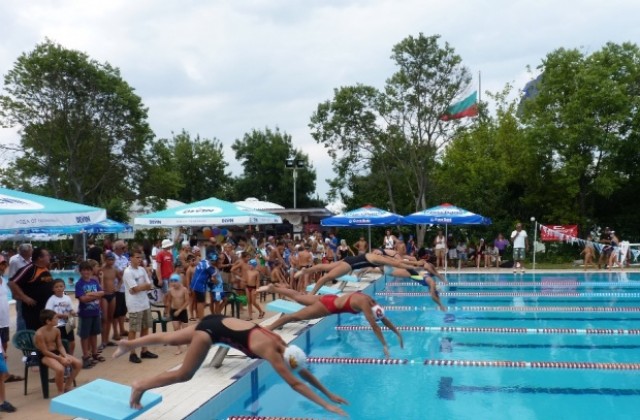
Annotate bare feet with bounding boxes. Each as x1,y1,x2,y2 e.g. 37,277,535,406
130,381,145,409
113,340,131,359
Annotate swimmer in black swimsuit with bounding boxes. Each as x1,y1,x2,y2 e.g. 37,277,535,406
113,315,348,416
297,250,421,295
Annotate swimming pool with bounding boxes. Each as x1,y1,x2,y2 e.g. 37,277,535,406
207,272,640,419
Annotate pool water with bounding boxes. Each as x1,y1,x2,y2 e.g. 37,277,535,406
211,272,640,419
5,269,79,301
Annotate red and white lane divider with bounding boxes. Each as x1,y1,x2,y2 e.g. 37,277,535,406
377,291,640,297
424,359,640,370
382,305,640,312
306,357,408,365
334,325,640,335
386,281,640,287
228,417,315,420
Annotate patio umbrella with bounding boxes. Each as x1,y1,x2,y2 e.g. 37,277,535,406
321,205,407,252
134,197,282,227
0,187,107,234
404,203,491,269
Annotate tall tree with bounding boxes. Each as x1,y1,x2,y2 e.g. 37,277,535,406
231,127,317,208
310,33,473,245
521,42,640,226
0,39,154,207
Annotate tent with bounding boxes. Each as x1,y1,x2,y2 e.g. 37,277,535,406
0,187,106,234
321,205,407,252
134,197,282,227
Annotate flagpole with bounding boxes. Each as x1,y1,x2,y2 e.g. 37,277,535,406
478,71,482,104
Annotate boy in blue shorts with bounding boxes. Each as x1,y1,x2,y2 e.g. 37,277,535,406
75,261,104,368
0,337,16,412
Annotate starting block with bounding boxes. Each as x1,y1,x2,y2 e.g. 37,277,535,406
266,299,304,314
306,285,342,295
50,378,162,420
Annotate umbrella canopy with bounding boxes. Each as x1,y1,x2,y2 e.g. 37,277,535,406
17,219,133,235
134,197,282,227
404,203,491,225
321,205,406,252
0,187,107,234
321,205,406,227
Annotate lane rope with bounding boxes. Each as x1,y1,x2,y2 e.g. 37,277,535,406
334,325,640,335
381,305,640,312
377,291,640,297
386,281,640,287
424,359,640,370
306,357,408,365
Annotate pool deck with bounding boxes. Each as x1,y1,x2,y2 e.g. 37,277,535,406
7,267,639,419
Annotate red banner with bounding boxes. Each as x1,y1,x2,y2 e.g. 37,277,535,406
541,225,578,242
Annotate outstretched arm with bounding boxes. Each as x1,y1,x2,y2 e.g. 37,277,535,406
361,307,390,357
268,354,348,417
299,368,349,405
424,262,447,284
381,317,403,349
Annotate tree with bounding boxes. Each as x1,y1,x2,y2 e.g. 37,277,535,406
0,39,154,208
231,127,318,208
310,33,473,245
521,42,640,226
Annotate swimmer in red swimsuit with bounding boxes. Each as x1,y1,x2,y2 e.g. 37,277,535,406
113,315,348,416
258,285,403,358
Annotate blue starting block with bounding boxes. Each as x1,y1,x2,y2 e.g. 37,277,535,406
306,285,342,295
50,378,162,420
266,299,304,314
337,274,359,283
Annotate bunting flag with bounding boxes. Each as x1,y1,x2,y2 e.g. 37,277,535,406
538,225,639,262
440,91,478,121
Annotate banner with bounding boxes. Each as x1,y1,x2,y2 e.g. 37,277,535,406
541,225,578,242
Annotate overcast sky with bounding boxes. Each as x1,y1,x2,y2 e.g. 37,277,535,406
1,0,639,201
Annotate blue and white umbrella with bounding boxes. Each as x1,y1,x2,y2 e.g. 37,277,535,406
134,197,282,227
404,203,491,226
6,218,132,235
0,187,107,234
321,205,407,252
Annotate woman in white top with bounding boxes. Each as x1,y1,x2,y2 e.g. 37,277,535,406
434,230,446,269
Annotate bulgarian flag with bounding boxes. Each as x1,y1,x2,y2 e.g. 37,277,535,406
440,91,478,121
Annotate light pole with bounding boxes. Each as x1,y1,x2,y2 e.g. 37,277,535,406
530,216,537,271
285,158,306,208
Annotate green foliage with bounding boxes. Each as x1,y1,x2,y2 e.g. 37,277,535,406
0,39,153,206
231,127,317,208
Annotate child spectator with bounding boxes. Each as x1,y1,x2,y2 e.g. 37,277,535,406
581,235,596,270
207,256,226,316
45,279,77,355
34,309,81,396
122,248,157,364
75,261,104,368
0,335,16,412
456,241,468,269
166,274,189,355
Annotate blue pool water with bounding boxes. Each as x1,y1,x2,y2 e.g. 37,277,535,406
207,272,640,419
6,269,79,301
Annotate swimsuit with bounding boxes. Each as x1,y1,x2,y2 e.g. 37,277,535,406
343,254,380,270
319,293,359,314
102,293,115,302
195,314,279,358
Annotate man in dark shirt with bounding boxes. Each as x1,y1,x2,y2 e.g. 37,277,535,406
9,248,54,330
86,238,103,263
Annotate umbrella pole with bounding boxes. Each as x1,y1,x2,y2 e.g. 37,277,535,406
368,227,372,252
444,224,448,274
83,232,87,261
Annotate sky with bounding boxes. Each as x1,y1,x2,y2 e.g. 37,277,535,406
1,0,639,202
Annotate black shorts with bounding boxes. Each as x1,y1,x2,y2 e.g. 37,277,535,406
57,325,75,342
78,316,101,339
103,293,116,303
114,291,128,318
171,310,189,324
194,291,206,303
0,327,8,349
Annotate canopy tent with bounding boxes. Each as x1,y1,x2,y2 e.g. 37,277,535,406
321,205,407,252
0,187,107,234
134,197,282,227
404,203,491,270
4,218,132,236
234,197,285,211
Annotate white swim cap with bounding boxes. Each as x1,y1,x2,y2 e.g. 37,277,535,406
283,345,307,371
371,304,385,320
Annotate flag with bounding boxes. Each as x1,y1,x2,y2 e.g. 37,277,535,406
440,91,478,121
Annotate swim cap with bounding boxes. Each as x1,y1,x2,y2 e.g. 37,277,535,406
283,345,307,371
371,304,385,320
248,259,258,267
170,273,181,282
